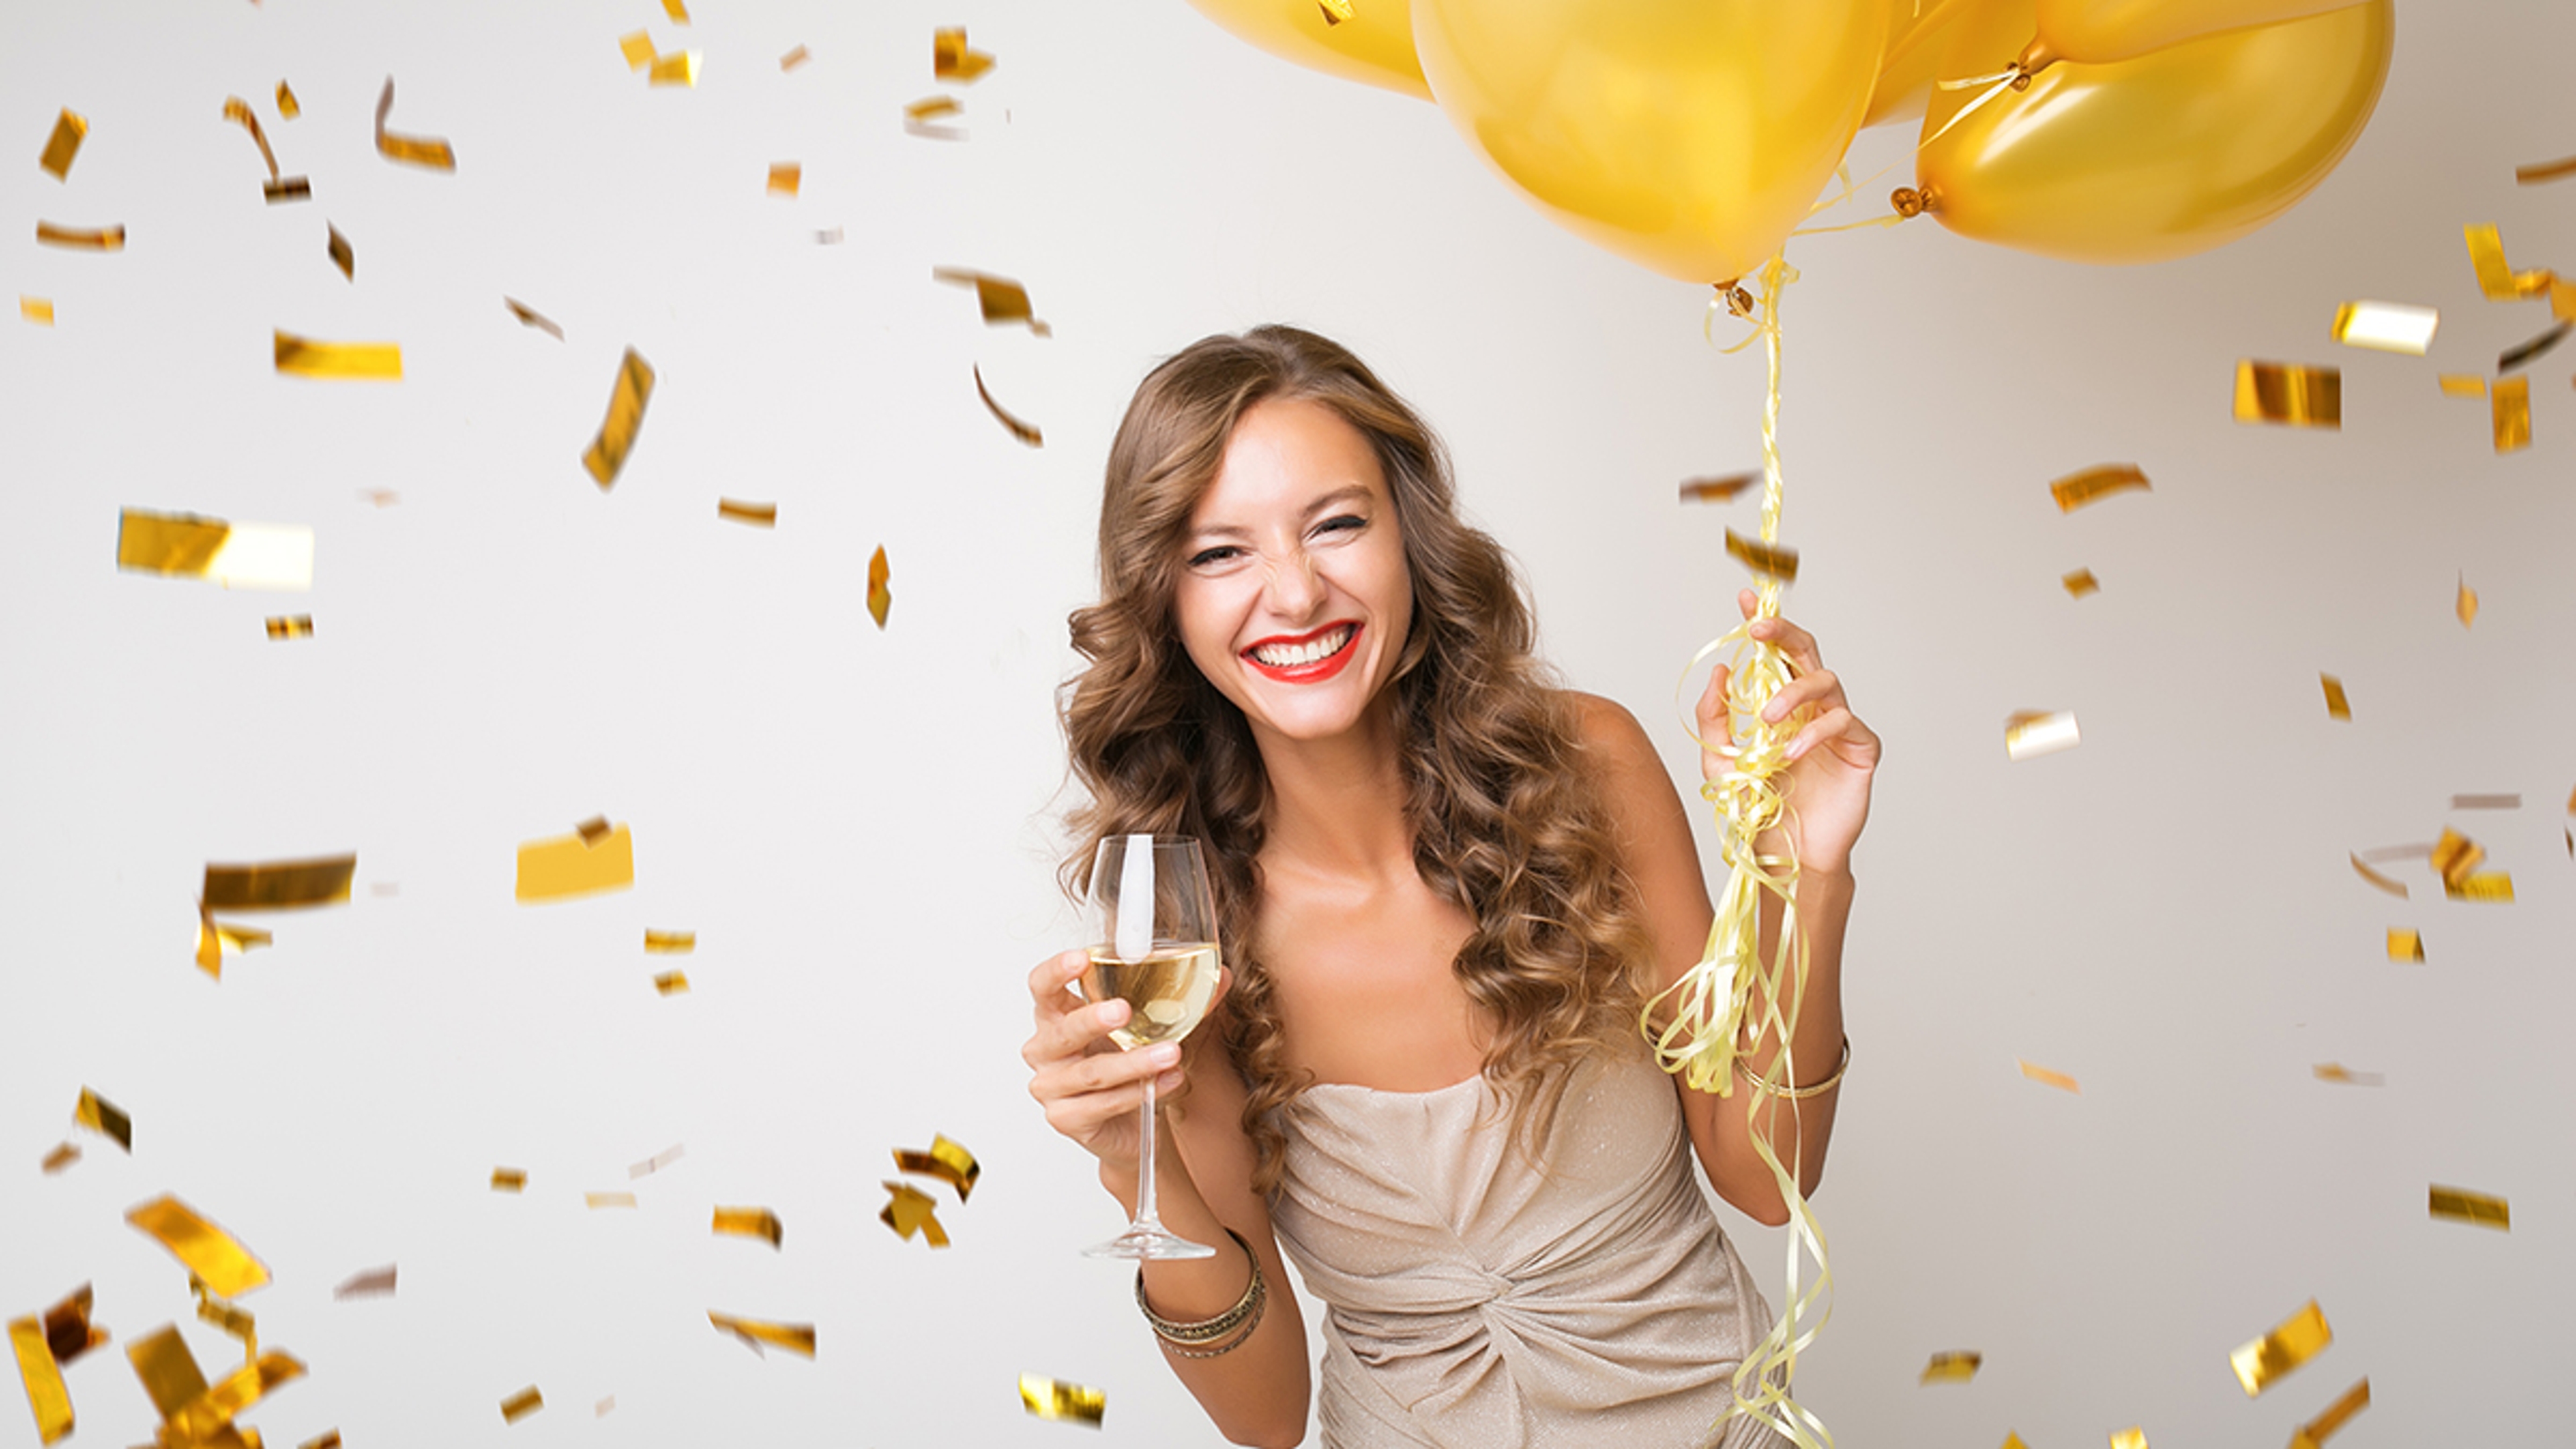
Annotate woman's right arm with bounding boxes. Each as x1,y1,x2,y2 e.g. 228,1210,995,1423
1023,949,1311,1448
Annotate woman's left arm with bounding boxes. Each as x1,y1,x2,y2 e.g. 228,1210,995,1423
1578,590,1880,1226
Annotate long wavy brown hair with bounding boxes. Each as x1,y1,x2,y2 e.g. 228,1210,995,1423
1061,325,1655,1193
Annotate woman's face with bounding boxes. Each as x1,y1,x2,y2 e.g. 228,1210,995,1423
1172,396,1413,749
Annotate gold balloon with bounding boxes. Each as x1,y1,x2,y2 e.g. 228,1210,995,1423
1413,0,1887,284
1915,0,2391,264
1864,0,1992,130
2031,0,2368,66
1183,0,1430,100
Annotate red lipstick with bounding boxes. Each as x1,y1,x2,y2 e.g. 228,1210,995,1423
1241,622,1361,684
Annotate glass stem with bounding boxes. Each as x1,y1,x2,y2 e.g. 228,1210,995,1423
1134,1072,1163,1230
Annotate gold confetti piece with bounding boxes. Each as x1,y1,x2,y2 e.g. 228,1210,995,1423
2229,1299,2330,1397
2447,871,2513,902
2234,360,2341,428
36,223,123,251
503,297,564,339
653,970,690,995
40,1143,78,1173
21,297,52,325
2290,1378,2370,1449
1020,1374,1105,1426
645,929,696,953
275,330,400,381
515,823,635,903
9,1317,73,1446
1678,472,1757,503
125,1326,207,1423
866,545,892,629
662,0,689,21
767,162,800,197
275,83,299,119
172,1354,305,1446
2312,1063,2384,1086
374,78,454,170
275,179,317,202
2109,1430,2147,1449
2499,321,2571,374
2430,828,2483,887
2059,568,2098,598
491,1167,526,1192
714,499,779,529
193,1291,256,1362
582,348,655,488
712,1208,783,1248
585,1192,637,1210
973,364,1042,446
500,1386,542,1423
2002,1437,2029,1449
934,27,996,82
127,1197,270,1299
1724,528,1799,583
2003,709,2079,762
39,1286,102,1371
893,1134,981,1201
222,97,283,185
816,226,843,244
119,509,316,591
2387,928,2423,963
325,225,352,280
39,109,88,180
649,50,702,87
361,488,400,507
932,267,1053,336
706,1313,815,1358
906,95,962,123
780,44,810,70
2463,223,2551,301
574,815,612,845
2438,374,2485,398
2361,841,2434,862
619,31,656,70
627,1144,684,1178
1319,0,1356,21
2429,1184,2508,1230
74,1088,131,1151
1919,1350,1980,1384
595,1399,613,1416
879,1181,949,1246
301,1432,341,1449
2017,1059,2079,1093
2517,154,2576,184
332,1265,394,1299
203,855,354,911
2456,576,2477,628
193,906,271,979
264,614,313,640
2049,463,2148,512
2318,674,2350,720
2492,375,2531,452
2453,793,2519,810
2330,300,2437,355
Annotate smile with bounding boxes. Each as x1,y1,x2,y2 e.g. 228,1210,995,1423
1243,623,1360,682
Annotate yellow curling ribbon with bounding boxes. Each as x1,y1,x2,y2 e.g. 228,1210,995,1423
1649,252,1833,1449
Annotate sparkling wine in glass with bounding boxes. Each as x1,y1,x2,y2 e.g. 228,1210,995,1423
1079,834,1222,1260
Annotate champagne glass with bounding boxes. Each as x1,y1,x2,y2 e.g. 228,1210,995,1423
1079,834,1223,1260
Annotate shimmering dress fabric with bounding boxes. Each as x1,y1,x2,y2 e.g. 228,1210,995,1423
1270,1046,1783,1448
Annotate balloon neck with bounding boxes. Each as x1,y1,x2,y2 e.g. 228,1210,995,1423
1889,186,1939,219
2011,38,2057,89
1713,280,1756,319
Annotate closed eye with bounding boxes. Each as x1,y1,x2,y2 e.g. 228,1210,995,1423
1186,544,1244,568
1314,514,1366,538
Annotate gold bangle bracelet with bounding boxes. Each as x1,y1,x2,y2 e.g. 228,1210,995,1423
1736,1034,1850,1099
1136,1228,1266,1352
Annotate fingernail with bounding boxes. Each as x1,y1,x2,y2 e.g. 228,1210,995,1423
1147,1043,1181,1067
1099,1001,1130,1024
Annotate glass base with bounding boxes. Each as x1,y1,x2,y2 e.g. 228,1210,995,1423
1083,1219,1217,1261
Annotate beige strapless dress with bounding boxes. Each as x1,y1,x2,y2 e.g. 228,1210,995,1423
1271,1045,1786,1449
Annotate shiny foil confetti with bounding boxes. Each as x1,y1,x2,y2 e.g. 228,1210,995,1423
2048,463,2148,512
332,1265,395,1299
712,1208,782,1248
203,855,354,910
662,0,690,20
9,1316,74,1446
516,822,635,903
361,488,400,507
2518,153,2576,184
2109,1430,2148,1449
2438,374,2485,398
619,31,657,69
934,27,995,81
2498,321,2570,373
577,812,610,841
780,44,810,70
867,545,892,629
2492,376,2531,451
767,162,800,197
491,1167,527,1192
2229,1299,2331,1396
2234,360,2341,428
644,930,695,953
718,499,777,527
2061,568,2099,598
2290,1379,2371,1449
166,1350,304,1446
194,1291,256,1362
2447,872,2513,902
2430,828,2483,888
301,1432,341,1449
933,267,1053,335
649,50,702,86
2387,929,2423,963
653,970,690,995
374,78,455,170
1679,473,1758,503
1724,528,1798,584
126,1196,270,1299
21,297,52,325
327,225,352,280
276,82,300,119
39,109,87,180
2017,1059,2079,1093
2453,793,2519,810
582,348,655,488
504,297,564,339
2003,710,2079,762
905,96,964,136
194,906,272,979
36,223,123,251
2428,1184,2508,1230
894,1134,981,1201
1319,0,1356,21
276,330,401,380
118,509,315,590
125,1326,207,1424
1020,1374,1105,1426
1919,1351,1980,1384
74,1087,131,1150
584,1192,637,1210
973,364,1043,446
221,98,305,201
2320,674,2350,720
2456,577,2477,628
2312,1063,2384,1086
2330,300,2437,354
2002,1436,2029,1449
500,1386,543,1423
627,1144,684,1179
2463,223,2549,301
706,1313,814,1358
40,1143,78,1173
266,614,313,639
595,1399,614,1416
879,1181,949,1245
41,1285,103,1371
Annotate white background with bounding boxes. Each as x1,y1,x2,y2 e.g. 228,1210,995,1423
2,1,2570,1445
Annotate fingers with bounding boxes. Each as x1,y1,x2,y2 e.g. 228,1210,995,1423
1749,613,1823,674
1758,667,1845,727
1030,1038,1186,1140
1026,947,1088,1009
1699,662,1735,779
1784,705,1882,766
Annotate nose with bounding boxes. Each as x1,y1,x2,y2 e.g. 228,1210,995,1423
1260,548,1324,619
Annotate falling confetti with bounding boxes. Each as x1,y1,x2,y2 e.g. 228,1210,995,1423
934,26,996,81
2048,463,2148,511
2516,154,2576,184
2061,568,2098,598
2456,577,2477,628
203,854,354,910
867,545,892,629
627,1144,684,1179
706,1313,814,1358
584,1192,637,1210
36,223,123,251
2290,1379,2371,1449
1679,472,1758,503
2330,300,2436,354
650,50,702,87
2319,674,2350,720
8,1292,89,1445
2229,1299,2331,1396
2016,1059,2079,1093
327,225,352,280
73,1088,130,1151
503,297,564,339
712,1208,783,1248
973,364,1043,446
1020,1374,1106,1426
934,267,1052,335
1724,529,1797,584
2438,374,2485,398
500,1386,543,1423
276,330,401,380
373,78,455,170
2311,1063,2383,1086
2428,1185,2508,1230
662,0,689,20
1919,1351,1980,1384
644,930,696,953
767,162,800,197
2386,928,2423,963
620,31,657,69
515,822,635,903
2431,828,2483,889
39,109,87,180
21,297,52,325
2491,376,2531,451
653,969,690,995
194,906,272,979
780,44,810,70
2109,1430,2148,1449
2003,710,2078,762
2234,361,2340,428
221,98,306,201
816,226,843,244
491,1168,527,1192
718,499,777,527
893,1134,981,1201
905,96,965,138
118,510,314,590
2463,223,2549,301
301,1432,341,1449
879,1181,949,1246
266,614,314,639
2498,321,2569,373
2451,793,2518,810
332,1265,395,1299
40,1144,78,1174
126,1196,270,1299
193,1289,256,1365
275,82,300,119
582,348,655,488
125,1326,207,1423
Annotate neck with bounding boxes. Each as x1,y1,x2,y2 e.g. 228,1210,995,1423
1247,696,1414,883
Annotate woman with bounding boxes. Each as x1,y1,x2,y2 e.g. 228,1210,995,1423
1022,327,1878,1448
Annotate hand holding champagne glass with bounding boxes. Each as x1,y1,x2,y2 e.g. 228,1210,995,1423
1080,834,1224,1260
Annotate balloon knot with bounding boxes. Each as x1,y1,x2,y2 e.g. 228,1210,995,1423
1716,282,1756,319
1889,186,1936,219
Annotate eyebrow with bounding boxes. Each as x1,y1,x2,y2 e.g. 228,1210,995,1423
1188,484,1377,543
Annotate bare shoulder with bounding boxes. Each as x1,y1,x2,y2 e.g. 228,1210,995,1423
1556,690,1713,977
1562,690,1664,796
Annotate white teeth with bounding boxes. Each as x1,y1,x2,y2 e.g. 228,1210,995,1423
1252,625,1354,667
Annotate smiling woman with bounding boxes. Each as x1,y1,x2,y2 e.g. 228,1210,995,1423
1022,326,1879,1449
